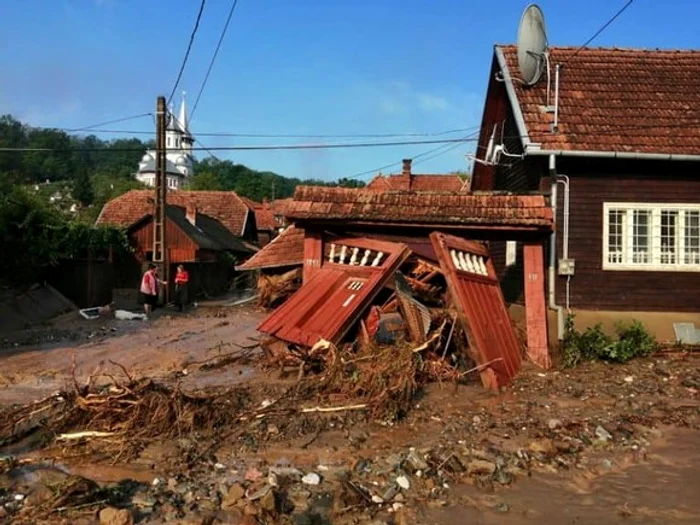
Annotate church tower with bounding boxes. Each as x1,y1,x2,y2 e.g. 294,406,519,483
135,92,195,190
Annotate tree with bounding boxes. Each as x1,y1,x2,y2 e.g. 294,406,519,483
72,168,94,206
187,171,224,191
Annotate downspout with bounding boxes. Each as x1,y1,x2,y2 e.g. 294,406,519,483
548,155,570,340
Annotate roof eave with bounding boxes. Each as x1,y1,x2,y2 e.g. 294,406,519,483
525,146,700,162
495,45,532,150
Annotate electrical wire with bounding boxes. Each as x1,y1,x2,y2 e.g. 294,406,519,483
0,138,477,154
168,0,207,105
189,0,240,121
50,126,481,139
62,113,153,132
347,129,481,179
563,0,634,65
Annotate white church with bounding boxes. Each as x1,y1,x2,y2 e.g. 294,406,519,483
136,94,195,190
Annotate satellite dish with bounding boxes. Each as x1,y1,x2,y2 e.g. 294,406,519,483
517,4,548,86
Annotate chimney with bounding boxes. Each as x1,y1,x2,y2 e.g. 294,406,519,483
262,197,269,210
185,202,197,225
402,158,413,189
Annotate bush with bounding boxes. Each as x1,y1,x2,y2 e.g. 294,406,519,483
561,315,657,367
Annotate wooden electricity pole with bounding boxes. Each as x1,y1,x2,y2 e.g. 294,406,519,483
153,96,169,302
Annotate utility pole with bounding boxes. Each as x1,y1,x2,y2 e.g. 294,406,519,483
153,96,169,302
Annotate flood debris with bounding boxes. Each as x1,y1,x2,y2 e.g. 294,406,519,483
257,232,528,401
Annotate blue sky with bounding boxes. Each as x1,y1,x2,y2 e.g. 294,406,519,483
1,0,699,181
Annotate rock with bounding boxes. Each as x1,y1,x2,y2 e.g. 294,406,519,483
0,507,7,520
99,507,134,525
394,492,405,502
624,376,634,383
396,475,410,490
601,459,614,470
25,484,54,507
405,450,429,472
467,459,497,476
595,425,613,441
681,378,699,388
267,423,280,435
301,473,321,486
548,418,563,430
371,495,384,504
260,489,277,513
495,502,510,513
382,485,399,501
494,469,513,485
246,484,271,502
240,516,259,525
554,440,572,453
529,438,555,454
222,483,246,509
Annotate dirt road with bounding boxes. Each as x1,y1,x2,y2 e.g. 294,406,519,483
1,305,699,524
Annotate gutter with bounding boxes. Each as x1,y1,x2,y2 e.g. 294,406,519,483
526,146,700,162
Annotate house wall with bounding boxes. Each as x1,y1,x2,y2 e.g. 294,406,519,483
554,159,700,312
129,218,198,263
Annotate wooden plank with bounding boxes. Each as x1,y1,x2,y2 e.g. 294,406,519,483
523,242,551,369
302,229,323,283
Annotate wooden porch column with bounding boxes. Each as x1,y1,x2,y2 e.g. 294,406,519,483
302,229,323,283
523,242,551,369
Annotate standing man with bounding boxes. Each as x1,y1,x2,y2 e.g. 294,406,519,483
140,263,158,317
174,264,190,312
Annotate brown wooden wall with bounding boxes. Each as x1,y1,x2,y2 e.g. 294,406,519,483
554,164,700,312
129,218,198,263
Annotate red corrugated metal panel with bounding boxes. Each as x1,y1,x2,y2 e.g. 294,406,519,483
430,232,522,389
258,238,410,347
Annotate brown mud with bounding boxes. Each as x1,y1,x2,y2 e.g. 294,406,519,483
0,305,699,524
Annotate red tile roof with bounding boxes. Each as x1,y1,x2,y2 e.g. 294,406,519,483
366,173,467,192
238,196,277,232
499,45,700,155
286,187,552,228
96,190,254,236
236,225,305,270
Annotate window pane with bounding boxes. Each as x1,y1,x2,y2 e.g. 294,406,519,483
633,210,651,264
685,211,700,265
607,210,624,264
660,210,678,264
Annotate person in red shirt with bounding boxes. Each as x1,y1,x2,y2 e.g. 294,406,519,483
174,264,190,312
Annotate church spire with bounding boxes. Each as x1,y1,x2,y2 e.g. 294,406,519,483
178,91,189,135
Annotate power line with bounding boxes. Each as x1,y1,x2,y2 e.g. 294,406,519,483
51,126,480,139
190,0,240,121
63,113,153,132
564,0,634,65
168,0,207,105
347,130,481,179
0,138,477,154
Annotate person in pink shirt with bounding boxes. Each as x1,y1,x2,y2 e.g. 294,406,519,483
140,264,158,316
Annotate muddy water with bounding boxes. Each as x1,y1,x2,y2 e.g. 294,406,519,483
423,428,700,524
0,307,266,405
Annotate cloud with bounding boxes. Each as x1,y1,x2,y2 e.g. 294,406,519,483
19,99,83,127
379,97,407,115
416,93,450,112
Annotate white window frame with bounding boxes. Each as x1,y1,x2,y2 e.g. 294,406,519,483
603,202,700,272
505,241,517,267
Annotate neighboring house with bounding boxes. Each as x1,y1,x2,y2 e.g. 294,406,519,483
136,94,195,190
97,190,258,298
365,159,469,192
127,204,256,264
471,45,700,340
97,190,259,245
239,197,278,247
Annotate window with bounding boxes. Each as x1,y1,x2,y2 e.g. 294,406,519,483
603,203,700,271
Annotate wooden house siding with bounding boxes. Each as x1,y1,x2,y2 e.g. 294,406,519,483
130,219,199,262
555,166,700,311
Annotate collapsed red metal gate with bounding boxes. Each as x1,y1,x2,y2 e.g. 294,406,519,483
429,232,522,389
258,237,410,347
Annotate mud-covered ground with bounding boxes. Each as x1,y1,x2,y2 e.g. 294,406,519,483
1,304,699,524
